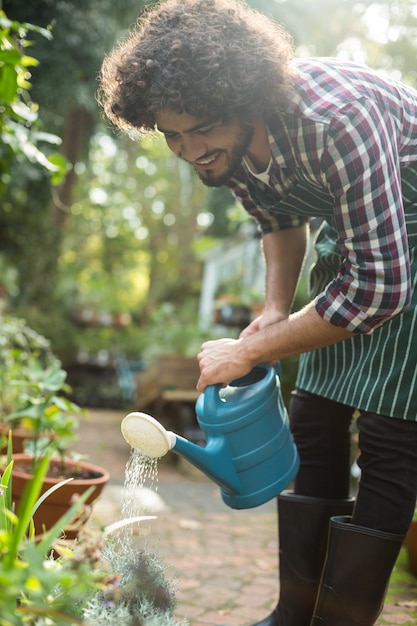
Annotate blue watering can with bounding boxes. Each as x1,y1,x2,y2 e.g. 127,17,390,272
121,364,299,510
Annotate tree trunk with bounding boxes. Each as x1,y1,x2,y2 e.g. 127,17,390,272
50,107,93,231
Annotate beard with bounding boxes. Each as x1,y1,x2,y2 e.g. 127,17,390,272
192,121,254,188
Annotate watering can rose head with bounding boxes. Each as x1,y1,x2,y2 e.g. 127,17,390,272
121,412,177,458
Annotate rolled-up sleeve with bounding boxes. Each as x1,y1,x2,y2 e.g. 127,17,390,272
316,99,411,333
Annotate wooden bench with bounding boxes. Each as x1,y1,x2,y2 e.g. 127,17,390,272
135,354,200,410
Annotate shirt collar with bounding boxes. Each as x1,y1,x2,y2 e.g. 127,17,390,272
231,111,297,184
265,112,297,171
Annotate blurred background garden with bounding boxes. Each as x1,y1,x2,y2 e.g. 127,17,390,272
2,0,417,414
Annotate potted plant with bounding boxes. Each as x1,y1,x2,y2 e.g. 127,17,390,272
81,525,185,626
1,315,109,537
0,453,101,624
6,361,110,537
0,315,57,453
1,454,183,626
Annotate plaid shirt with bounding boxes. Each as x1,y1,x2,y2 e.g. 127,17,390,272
227,58,417,333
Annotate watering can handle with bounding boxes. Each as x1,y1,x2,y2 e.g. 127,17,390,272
202,364,279,420
202,383,223,421
274,362,282,379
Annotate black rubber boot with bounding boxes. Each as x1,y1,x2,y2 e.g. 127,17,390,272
251,491,355,626
310,515,404,626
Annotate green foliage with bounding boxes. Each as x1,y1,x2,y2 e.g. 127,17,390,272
0,315,85,469
58,130,207,317
0,457,100,625
6,364,83,468
0,456,183,625
251,0,417,85
4,0,150,127
0,9,69,312
10,304,80,365
83,537,183,626
139,301,223,362
203,186,246,238
0,315,55,417
0,11,68,193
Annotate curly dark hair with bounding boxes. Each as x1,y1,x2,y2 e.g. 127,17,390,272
98,0,295,136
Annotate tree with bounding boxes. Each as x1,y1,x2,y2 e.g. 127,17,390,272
58,129,207,316
251,0,417,85
1,0,152,309
0,10,68,306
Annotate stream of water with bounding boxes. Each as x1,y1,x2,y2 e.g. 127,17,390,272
107,449,160,552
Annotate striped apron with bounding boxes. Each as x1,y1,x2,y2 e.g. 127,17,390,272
296,164,417,420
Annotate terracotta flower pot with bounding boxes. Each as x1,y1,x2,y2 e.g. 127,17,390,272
10,453,110,538
0,424,32,454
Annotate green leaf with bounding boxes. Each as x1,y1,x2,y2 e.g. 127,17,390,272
4,454,50,568
0,463,12,532
29,476,74,519
0,65,18,102
0,459,14,526
48,152,69,185
0,49,21,66
21,55,39,68
43,368,67,391
16,72,32,90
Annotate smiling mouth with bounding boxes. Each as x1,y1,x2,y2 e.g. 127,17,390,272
194,152,221,167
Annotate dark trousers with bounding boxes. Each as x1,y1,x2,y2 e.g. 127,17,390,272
290,389,417,535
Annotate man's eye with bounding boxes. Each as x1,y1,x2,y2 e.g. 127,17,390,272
197,126,214,135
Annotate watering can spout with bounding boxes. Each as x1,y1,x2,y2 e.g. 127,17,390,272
120,412,242,493
172,434,242,494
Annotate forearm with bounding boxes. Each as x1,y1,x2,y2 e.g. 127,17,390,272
197,224,353,391
262,225,308,317
197,301,354,390
241,301,353,364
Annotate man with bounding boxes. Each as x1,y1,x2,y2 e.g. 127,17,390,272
99,1,417,624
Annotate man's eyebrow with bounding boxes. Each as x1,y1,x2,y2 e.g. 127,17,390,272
157,119,219,134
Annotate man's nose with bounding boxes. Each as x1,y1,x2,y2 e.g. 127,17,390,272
179,135,207,163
